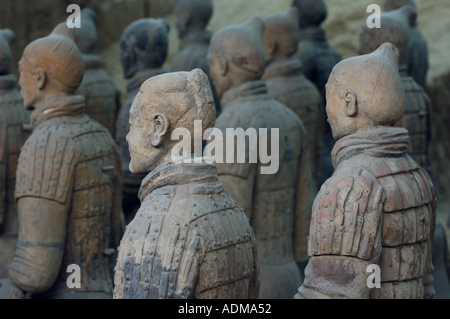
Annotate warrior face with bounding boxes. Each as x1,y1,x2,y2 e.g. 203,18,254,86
18,58,42,110
127,92,170,175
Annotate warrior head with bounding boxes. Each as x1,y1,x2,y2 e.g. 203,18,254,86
0,29,15,76
359,5,416,65
263,7,300,61
207,17,266,97
127,69,216,174
325,43,406,141
291,0,327,30
175,0,213,40
73,8,98,55
120,18,170,80
18,23,84,110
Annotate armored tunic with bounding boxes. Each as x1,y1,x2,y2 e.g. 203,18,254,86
11,95,123,299
297,127,436,299
0,74,30,278
113,161,259,299
395,65,432,175
76,54,121,137
115,68,168,223
263,58,323,185
214,80,315,299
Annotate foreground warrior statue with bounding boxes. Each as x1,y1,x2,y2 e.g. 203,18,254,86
262,7,323,186
74,8,121,137
291,0,342,187
116,18,170,224
0,24,123,299
113,69,259,299
0,29,30,279
296,43,436,299
359,5,449,299
171,0,221,116
207,17,315,299
358,5,433,179
383,0,429,90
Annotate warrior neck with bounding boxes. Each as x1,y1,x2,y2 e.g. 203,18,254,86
179,29,212,50
398,63,409,77
138,159,218,202
263,57,303,81
299,27,326,43
127,68,168,94
220,79,269,112
30,94,86,129
82,54,102,70
331,126,410,168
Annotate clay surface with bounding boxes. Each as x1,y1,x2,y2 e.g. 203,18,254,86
115,18,170,224
0,29,30,278
113,69,259,299
0,24,123,299
74,8,121,137
208,17,315,299
296,43,436,299
262,7,323,186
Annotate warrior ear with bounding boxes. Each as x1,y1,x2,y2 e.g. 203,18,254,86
148,113,169,147
219,57,228,77
344,91,357,117
35,69,47,90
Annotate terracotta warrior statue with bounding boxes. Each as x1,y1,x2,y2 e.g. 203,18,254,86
207,17,315,299
74,8,121,137
262,7,323,186
359,5,449,299
296,43,436,299
291,0,342,187
171,0,221,116
0,23,123,299
383,0,429,90
113,69,259,299
358,5,433,179
116,18,170,224
0,29,30,279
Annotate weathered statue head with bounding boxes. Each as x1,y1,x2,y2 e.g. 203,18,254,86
291,0,327,29
73,8,98,54
175,0,213,39
383,0,416,11
207,17,266,97
359,5,416,64
120,18,170,80
127,69,216,174
263,7,300,60
18,23,84,110
326,43,406,141
0,29,15,75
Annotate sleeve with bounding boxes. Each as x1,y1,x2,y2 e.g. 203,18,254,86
10,129,80,294
296,166,386,299
114,210,206,299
